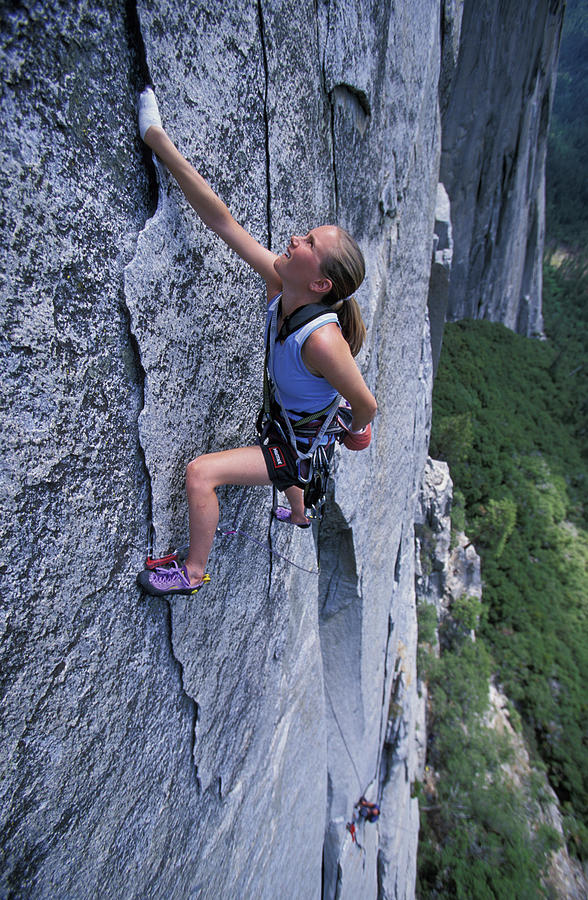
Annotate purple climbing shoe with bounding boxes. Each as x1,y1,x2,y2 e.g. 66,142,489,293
273,506,311,529
137,562,211,597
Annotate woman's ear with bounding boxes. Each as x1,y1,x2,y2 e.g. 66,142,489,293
309,277,333,296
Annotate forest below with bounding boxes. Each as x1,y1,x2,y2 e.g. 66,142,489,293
417,1,588,895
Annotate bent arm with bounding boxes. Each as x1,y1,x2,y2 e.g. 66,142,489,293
143,126,282,296
302,325,377,431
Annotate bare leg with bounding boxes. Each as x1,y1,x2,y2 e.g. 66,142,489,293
184,445,271,583
284,485,309,525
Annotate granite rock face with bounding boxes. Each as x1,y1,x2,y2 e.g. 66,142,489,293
1,1,437,896
0,1,562,898
415,457,482,625
440,0,564,335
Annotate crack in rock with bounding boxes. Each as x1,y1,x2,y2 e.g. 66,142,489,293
123,6,201,789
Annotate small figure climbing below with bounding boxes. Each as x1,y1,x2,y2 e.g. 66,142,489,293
346,796,380,852
135,87,377,597
356,796,380,823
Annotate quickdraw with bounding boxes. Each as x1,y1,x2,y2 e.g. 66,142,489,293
145,525,188,569
146,550,181,570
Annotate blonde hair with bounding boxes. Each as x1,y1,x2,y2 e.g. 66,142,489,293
320,227,367,357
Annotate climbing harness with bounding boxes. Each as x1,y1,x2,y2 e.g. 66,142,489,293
345,798,380,857
257,299,345,516
144,300,351,573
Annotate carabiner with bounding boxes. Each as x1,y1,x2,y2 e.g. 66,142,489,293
296,454,313,485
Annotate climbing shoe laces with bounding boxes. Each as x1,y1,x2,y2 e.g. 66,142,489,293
137,562,210,597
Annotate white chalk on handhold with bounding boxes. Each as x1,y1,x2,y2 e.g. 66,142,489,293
138,87,162,140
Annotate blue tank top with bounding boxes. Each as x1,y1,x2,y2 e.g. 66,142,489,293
265,294,340,416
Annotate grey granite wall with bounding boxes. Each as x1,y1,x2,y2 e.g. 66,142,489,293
440,0,564,335
0,0,563,897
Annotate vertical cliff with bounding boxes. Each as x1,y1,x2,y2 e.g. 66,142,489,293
0,0,563,897
1,1,437,895
440,0,564,335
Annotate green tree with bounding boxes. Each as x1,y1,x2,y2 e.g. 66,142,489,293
430,317,588,859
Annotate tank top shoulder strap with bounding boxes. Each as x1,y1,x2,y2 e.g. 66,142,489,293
292,311,340,347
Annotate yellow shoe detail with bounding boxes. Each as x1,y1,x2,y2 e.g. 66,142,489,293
190,573,211,595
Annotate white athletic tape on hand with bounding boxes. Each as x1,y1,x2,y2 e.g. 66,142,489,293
138,87,162,140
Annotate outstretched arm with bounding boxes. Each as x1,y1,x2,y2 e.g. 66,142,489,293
139,89,281,297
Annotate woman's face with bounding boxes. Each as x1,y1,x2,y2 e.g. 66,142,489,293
275,225,339,292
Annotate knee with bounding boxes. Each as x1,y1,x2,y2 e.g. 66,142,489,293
186,455,211,493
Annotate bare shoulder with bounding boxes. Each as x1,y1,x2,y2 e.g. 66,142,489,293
302,323,353,377
304,323,351,361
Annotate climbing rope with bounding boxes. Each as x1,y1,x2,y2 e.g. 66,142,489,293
324,680,419,843
217,524,319,575
323,679,363,791
145,525,425,844
145,509,320,576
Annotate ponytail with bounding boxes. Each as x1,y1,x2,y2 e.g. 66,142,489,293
331,296,366,357
320,227,367,357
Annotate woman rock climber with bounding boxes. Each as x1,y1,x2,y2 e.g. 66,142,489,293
136,87,377,597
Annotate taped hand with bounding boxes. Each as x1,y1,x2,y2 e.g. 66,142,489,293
138,86,162,140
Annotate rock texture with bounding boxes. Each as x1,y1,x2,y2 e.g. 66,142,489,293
1,1,437,896
440,0,564,335
0,1,564,898
415,457,483,625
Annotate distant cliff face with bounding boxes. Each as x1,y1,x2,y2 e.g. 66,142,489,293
0,1,562,898
440,0,564,335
